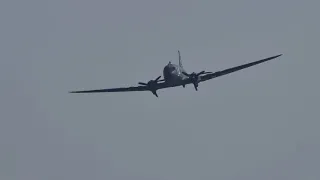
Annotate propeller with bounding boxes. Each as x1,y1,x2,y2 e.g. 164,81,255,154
138,76,162,97
182,71,212,91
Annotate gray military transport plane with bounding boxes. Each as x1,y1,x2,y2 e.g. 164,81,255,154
70,51,282,97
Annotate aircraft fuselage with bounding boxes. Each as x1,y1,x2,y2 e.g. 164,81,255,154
163,62,188,85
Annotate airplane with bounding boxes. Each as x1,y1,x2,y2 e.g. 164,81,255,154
69,51,282,97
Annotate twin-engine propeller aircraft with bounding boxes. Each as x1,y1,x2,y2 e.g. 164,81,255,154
70,51,282,97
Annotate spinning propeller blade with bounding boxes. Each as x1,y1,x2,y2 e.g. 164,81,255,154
137,76,162,97
183,70,212,91
138,82,148,86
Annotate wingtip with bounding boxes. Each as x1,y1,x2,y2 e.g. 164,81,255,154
270,54,283,59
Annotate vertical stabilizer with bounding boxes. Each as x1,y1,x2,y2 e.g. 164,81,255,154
178,50,183,68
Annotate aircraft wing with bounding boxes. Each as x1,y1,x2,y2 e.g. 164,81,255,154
199,54,282,82
69,81,172,94
69,86,149,93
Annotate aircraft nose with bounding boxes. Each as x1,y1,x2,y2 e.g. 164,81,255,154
164,65,174,72
163,64,174,78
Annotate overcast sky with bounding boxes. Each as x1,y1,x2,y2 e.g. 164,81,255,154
1,0,320,179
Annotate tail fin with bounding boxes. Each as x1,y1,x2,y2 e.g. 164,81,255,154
178,50,183,68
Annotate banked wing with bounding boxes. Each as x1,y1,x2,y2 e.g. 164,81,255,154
69,86,148,93
199,54,282,82
69,81,173,94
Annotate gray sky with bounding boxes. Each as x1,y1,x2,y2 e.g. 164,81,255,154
1,0,320,179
